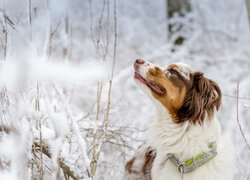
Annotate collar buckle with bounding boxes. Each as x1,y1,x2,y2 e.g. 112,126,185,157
177,163,184,174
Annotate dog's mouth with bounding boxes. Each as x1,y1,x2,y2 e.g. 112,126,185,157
134,72,166,95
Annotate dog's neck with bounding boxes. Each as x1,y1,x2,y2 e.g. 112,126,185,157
148,104,221,162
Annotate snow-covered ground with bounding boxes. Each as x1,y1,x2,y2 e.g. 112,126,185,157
0,0,249,179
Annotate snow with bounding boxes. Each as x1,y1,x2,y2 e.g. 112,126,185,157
0,0,249,179
0,59,104,91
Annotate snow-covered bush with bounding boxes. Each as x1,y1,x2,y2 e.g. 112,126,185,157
0,0,249,179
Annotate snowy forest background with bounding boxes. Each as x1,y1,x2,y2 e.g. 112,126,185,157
0,0,250,179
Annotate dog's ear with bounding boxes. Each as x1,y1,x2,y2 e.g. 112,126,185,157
208,80,221,110
177,72,221,124
193,72,221,120
194,72,221,111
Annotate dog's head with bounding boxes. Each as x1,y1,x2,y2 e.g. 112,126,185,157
134,59,221,124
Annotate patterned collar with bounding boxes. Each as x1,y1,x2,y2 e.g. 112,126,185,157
167,142,217,174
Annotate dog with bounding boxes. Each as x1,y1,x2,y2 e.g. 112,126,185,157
124,59,235,180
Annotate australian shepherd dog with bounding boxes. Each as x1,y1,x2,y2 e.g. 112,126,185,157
124,59,234,180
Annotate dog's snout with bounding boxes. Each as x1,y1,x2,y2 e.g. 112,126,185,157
135,59,145,64
134,59,145,72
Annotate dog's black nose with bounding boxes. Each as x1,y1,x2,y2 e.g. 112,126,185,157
135,59,145,64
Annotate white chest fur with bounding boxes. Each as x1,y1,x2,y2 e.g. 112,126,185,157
149,107,235,180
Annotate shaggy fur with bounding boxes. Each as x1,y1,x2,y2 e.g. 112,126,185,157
124,60,234,180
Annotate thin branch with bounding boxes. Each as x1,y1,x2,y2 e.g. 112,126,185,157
103,0,117,130
15,10,24,25
0,9,16,29
104,0,110,59
31,150,53,174
35,83,44,180
34,143,80,180
236,82,250,150
245,0,250,28
105,140,134,150
223,94,250,101
29,0,32,41
88,0,96,47
96,0,106,54
48,21,61,59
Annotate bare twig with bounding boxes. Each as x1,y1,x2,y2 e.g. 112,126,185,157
69,26,73,60
2,15,8,61
29,0,32,41
103,0,117,130
245,0,250,28
63,15,69,59
89,0,95,47
223,94,250,101
15,10,24,25
31,149,53,174
104,0,110,59
4,28,7,60
105,140,134,150
236,82,250,150
0,9,16,29
90,83,102,177
48,22,61,59
35,83,44,180
32,140,39,177
96,0,106,54
34,143,80,180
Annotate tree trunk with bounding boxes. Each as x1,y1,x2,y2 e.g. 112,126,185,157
167,0,191,46
246,0,250,27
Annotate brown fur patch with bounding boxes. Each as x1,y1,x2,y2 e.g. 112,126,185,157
125,157,139,174
0,125,10,134
142,148,156,179
146,66,187,122
177,72,221,124
168,64,179,69
125,145,156,179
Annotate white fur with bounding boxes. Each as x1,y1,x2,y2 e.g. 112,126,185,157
164,63,193,80
135,61,159,80
149,104,235,180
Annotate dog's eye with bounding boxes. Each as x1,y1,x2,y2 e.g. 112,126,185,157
169,69,179,77
165,71,172,78
165,69,179,79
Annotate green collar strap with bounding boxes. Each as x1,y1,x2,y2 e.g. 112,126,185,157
167,142,217,174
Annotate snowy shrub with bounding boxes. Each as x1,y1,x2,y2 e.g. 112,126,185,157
0,0,249,179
